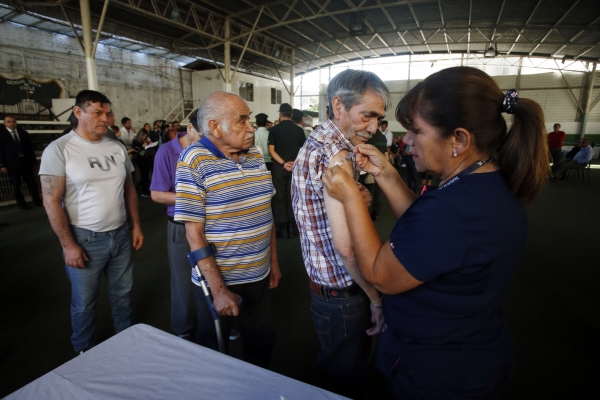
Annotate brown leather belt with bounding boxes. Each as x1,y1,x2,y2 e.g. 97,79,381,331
309,280,362,299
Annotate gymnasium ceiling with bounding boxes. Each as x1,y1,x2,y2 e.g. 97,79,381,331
1,0,599,80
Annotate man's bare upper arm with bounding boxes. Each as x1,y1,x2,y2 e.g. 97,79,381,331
40,175,65,202
323,150,354,258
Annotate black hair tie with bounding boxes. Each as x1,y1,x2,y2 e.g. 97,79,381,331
502,89,518,114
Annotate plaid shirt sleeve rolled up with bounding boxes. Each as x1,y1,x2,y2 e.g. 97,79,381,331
291,120,361,288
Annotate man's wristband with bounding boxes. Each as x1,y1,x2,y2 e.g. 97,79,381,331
187,244,217,266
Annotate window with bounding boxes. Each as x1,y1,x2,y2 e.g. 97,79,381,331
271,88,282,104
239,82,254,102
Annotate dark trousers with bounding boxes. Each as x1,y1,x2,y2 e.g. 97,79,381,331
7,158,40,208
310,290,372,399
134,155,151,196
192,277,276,369
404,155,419,193
386,356,512,400
271,163,294,224
166,220,195,338
554,160,586,179
549,147,562,166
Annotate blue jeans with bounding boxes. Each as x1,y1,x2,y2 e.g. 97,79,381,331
310,290,371,399
66,224,133,352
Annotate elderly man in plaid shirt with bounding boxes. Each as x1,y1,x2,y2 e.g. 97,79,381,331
292,69,391,399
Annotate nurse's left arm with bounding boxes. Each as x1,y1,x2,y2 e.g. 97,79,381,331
370,243,422,295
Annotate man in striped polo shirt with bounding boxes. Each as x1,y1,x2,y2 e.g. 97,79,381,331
174,91,281,369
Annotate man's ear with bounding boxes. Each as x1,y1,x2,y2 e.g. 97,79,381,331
331,96,344,120
452,127,472,157
73,106,83,121
208,119,221,138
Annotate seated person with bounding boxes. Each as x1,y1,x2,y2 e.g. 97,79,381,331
552,138,594,180
563,139,582,161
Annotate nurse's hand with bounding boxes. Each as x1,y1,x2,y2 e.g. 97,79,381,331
323,164,360,204
353,144,390,178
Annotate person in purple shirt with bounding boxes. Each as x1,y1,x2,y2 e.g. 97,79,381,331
150,109,201,340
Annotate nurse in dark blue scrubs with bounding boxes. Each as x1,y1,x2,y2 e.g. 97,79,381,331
323,67,549,399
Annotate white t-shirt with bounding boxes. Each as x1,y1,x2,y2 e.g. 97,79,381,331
383,129,393,147
119,127,136,148
39,131,134,232
254,127,271,163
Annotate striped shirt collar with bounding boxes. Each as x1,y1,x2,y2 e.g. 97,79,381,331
200,134,250,159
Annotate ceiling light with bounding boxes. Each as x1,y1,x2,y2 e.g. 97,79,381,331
349,13,366,36
484,45,497,58
170,5,180,21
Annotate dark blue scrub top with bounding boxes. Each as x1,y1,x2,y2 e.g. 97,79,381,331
378,170,527,388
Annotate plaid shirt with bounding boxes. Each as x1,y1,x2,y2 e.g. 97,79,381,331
291,119,360,288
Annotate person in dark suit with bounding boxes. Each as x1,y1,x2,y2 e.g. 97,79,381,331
0,114,42,209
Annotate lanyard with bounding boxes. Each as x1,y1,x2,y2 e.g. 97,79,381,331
437,158,494,190
421,158,494,195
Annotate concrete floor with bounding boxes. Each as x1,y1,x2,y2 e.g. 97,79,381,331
1,171,598,398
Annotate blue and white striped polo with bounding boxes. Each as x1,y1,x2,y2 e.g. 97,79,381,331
174,135,275,287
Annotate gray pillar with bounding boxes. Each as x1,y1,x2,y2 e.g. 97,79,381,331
290,49,295,107
516,57,523,92
224,18,231,93
579,61,597,139
80,0,98,90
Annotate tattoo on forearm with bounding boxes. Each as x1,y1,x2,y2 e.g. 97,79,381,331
41,175,59,196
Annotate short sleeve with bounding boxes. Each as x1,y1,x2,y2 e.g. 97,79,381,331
117,141,135,173
39,140,66,176
267,130,275,146
150,145,173,192
173,151,206,223
389,195,466,282
306,143,345,193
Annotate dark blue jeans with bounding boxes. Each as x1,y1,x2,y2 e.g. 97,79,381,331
310,290,371,399
66,224,133,352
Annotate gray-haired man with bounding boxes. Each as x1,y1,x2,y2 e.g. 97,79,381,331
292,70,391,398
175,92,281,368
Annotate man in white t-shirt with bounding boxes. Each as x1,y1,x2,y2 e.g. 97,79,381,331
254,113,272,170
39,90,144,354
119,117,136,148
381,120,393,148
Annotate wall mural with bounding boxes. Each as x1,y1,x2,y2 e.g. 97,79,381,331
0,74,64,120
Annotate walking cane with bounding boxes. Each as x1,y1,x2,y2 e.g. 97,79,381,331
187,245,241,354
